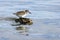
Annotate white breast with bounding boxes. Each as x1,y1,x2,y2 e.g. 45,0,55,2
22,14,27,17
17,14,27,17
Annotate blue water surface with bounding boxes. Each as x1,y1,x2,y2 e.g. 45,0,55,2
0,0,60,40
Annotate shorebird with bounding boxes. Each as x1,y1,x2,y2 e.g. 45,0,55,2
13,10,31,18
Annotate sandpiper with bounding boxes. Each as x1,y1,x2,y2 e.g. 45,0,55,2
13,10,31,18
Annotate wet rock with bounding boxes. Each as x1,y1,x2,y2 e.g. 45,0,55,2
15,18,33,25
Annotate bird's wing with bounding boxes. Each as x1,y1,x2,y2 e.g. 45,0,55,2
17,11,25,15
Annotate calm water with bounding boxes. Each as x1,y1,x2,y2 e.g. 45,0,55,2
0,0,60,40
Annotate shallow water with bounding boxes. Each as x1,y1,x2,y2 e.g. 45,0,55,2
0,0,60,40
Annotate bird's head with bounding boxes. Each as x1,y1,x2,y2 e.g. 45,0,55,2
25,10,31,14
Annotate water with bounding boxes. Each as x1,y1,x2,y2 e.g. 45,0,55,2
0,0,60,40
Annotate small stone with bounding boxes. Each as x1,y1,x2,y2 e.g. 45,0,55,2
15,18,33,25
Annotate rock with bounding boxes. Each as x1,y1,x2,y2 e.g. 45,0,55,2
15,18,33,25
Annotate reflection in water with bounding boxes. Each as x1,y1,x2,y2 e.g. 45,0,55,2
0,17,33,36
16,25,30,36
14,17,33,36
